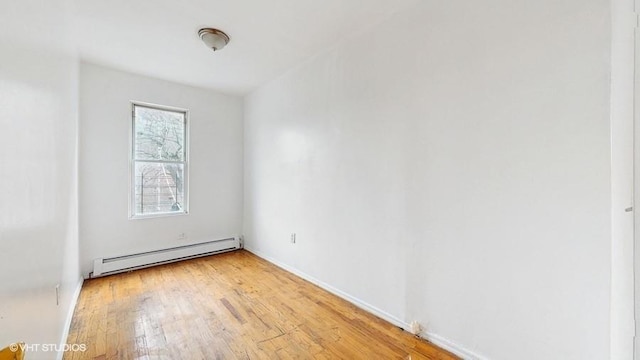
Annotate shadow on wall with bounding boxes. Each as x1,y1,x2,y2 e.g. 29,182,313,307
0,39,80,359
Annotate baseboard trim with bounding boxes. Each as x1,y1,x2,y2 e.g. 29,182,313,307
245,247,408,327
56,277,84,360
245,247,485,360
423,331,486,360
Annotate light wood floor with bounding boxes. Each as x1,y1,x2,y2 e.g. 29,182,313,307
64,250,458,360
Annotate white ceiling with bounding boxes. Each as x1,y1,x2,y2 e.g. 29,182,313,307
74,0,419,95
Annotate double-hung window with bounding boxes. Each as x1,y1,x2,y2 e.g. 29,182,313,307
131,102,188,218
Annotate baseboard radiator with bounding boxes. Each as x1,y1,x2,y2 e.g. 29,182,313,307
91,236,241,278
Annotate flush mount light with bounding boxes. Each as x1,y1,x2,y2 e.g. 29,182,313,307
198,28,230,51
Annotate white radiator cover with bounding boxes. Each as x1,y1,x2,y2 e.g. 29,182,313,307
91,236,241,277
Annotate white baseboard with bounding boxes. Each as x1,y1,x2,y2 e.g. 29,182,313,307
56,277,84,360
245,247,408,328
245,247,485,360
424,331,487,360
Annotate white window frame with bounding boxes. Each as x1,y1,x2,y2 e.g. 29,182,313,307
129,101,190,219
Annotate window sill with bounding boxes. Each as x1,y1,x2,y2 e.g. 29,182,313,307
130,211,189,220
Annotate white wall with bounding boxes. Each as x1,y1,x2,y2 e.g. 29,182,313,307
611,0,636,358
0,1,81,359
79,63,244,276
244,0,612,359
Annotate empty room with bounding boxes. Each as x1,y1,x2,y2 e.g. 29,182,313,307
0,0,637,359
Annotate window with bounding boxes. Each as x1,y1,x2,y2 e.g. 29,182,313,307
131,102,188,218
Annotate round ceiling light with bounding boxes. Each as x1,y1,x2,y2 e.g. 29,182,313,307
198,28,230,51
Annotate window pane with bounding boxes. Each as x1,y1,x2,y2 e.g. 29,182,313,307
134,162,185,215
134,106,185,161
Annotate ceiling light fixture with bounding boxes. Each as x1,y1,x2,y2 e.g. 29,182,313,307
198,28,230,51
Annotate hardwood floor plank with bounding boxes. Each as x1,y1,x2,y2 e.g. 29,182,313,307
64,250,458,359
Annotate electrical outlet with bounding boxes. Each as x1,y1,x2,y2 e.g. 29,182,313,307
290,233,296,243
177,232,186,240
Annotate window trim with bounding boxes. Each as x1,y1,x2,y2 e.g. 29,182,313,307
129,101,190,220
